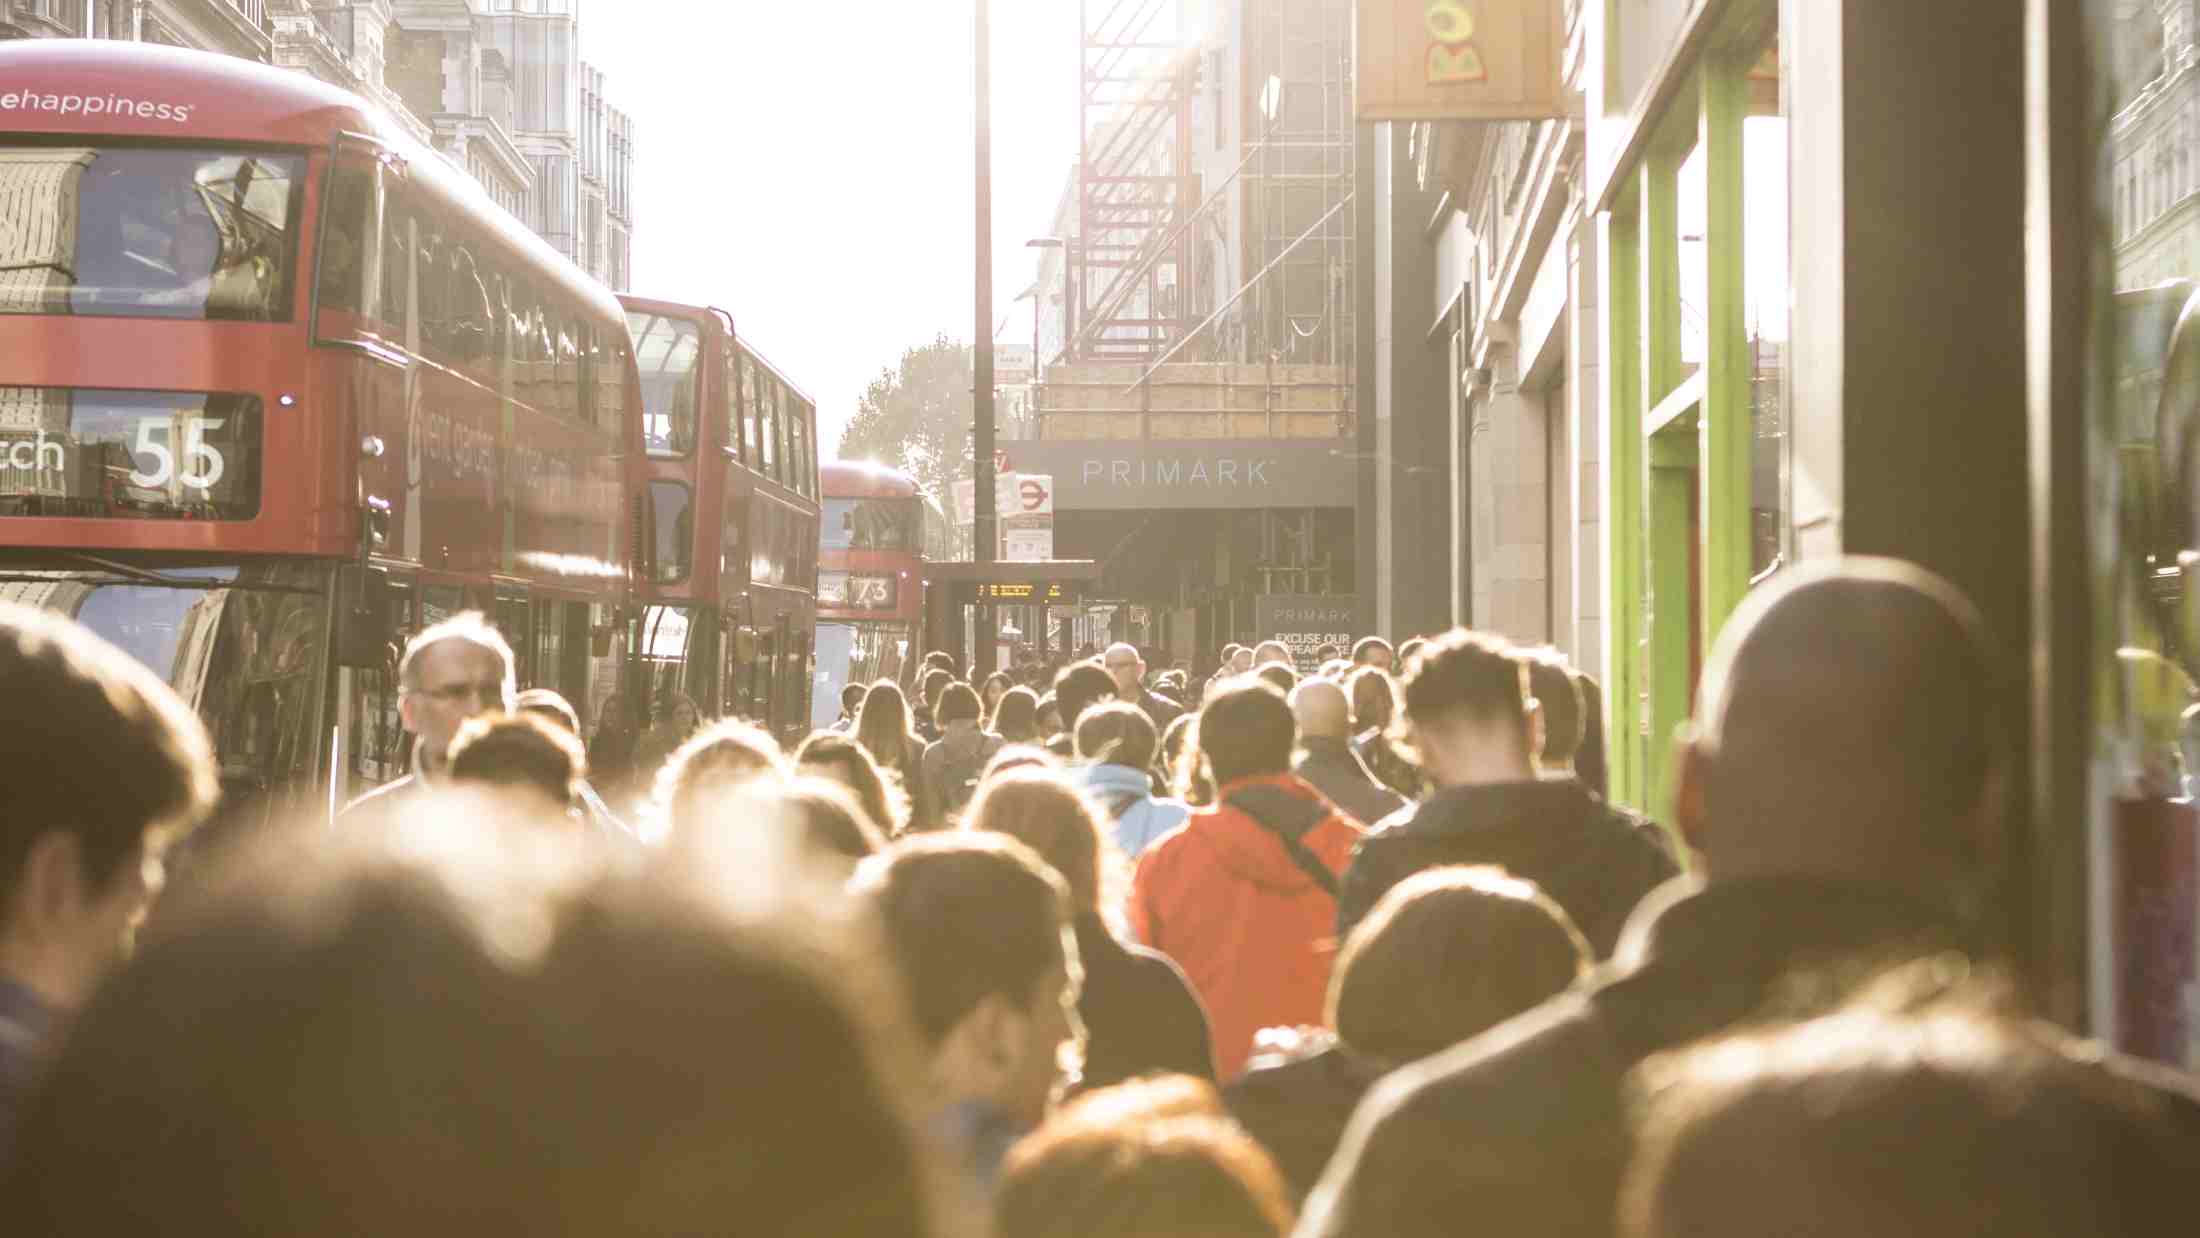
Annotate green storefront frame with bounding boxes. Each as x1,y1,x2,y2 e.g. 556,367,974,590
1593,0,1777,819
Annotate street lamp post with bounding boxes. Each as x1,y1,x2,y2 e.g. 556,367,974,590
973,0,998,677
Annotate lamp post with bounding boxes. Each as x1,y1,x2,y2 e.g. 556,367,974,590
973,0,998,677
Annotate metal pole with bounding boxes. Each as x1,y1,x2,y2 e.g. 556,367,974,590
973,0,999,678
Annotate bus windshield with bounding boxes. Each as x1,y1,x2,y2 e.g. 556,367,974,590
0,146,304,321
822,497,920,551
629,311,701,456
0,560,330,794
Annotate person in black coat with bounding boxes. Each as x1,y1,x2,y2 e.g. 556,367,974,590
1334,631,1676,953
1302,560,2200,1238
962,767,1212,1090
1225,865,1588,1202
1288,678,1407,829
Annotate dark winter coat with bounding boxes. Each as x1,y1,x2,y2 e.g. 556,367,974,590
1335,777,1677,956
1294,737,1409,830
1299,878,1976,1238
1072,913,1215,1091
1224,1034,1387,1204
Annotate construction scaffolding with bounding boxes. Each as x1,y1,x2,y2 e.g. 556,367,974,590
1066,0,1357,375
1076,0,1197,362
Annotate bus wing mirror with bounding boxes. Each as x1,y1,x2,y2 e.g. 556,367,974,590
334,565,393,669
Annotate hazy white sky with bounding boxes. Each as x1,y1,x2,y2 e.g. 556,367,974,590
583,1,1083,456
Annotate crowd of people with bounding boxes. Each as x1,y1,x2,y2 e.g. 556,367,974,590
2,557,2197,1235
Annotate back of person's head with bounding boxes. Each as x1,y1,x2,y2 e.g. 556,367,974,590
924,650,959,677
1680,558,2003,900
935,681,982,729
985,743,1063,783
515,687,582,738
994,685,1042,742
922,667,954,707
784,775,889,863
1620,973,2199,1238
963,768,1111,914
1317,658,1353,682
1397,636,1428,666
447,713,585,812
1054,663,1117,730
856,680,917,766
851,833,1072,1048
656,717,787,833
1253,640,1292,667
2,820,951,1238
1254,664,1298,695
1036,693,1065,736
1288,678,1354,741
1400,630,1533,753
1329,866,1589,1063
842,681,870,715
1352,636,1394,666
1347,666,1398,734
1200,680,1296,787
0,603,216,930
1574,668,1610,796
996,1088,1294,1238
1074,700,1160,772
796,730,911,838
1521,649,1584,769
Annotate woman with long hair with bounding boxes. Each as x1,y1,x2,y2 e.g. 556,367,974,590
1346,667,1421,799
852,679,932,828
962,768,1212,1091
980,671,1015,723
1162,713,1215,808
992,685,1041,744
795,730,911,838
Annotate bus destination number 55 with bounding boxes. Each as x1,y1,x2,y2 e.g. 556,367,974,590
129,418,227,490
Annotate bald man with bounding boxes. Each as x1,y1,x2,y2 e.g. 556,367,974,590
1290,679,1407,828
1253,640,1294,668
1302,559,2012,1238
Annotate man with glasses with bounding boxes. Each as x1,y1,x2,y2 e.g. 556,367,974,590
1101,642,1181,732
342,613,516,824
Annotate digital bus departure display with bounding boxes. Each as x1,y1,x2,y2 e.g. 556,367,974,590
0,387,262,520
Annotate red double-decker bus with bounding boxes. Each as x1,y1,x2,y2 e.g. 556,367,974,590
814,460,949,729
0,40,641,824
621,296,820,744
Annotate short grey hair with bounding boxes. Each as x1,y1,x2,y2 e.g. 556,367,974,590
398,611,517,697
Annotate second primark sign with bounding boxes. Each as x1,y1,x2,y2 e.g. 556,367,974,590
998,438,1358,512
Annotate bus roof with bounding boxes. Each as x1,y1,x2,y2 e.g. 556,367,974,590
821,460,922,500
0,39,622,327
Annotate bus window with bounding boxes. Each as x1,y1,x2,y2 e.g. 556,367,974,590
758,375,779,479
738,347,761,464
722,333,744,462
416,226,448,348
772,380,792,486
314,157,377,331
0,146,302,322
449,244,497,374
651,481,693,584
599,330,630,436
494,592,533,685
629,313,700,456
380,195,410,341
576,322,598,428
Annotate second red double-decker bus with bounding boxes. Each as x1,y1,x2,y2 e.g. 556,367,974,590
0,40,641,825
623,297,820,745
814,460,950,729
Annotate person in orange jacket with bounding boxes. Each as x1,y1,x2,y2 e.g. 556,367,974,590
1129,678,1362,1080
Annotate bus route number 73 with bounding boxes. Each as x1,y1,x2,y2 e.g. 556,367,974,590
129,417,227,491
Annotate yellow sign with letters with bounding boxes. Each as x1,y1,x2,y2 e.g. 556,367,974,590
1357,0,1570,122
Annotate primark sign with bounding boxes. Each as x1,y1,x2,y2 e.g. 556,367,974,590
999,439,1358,512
